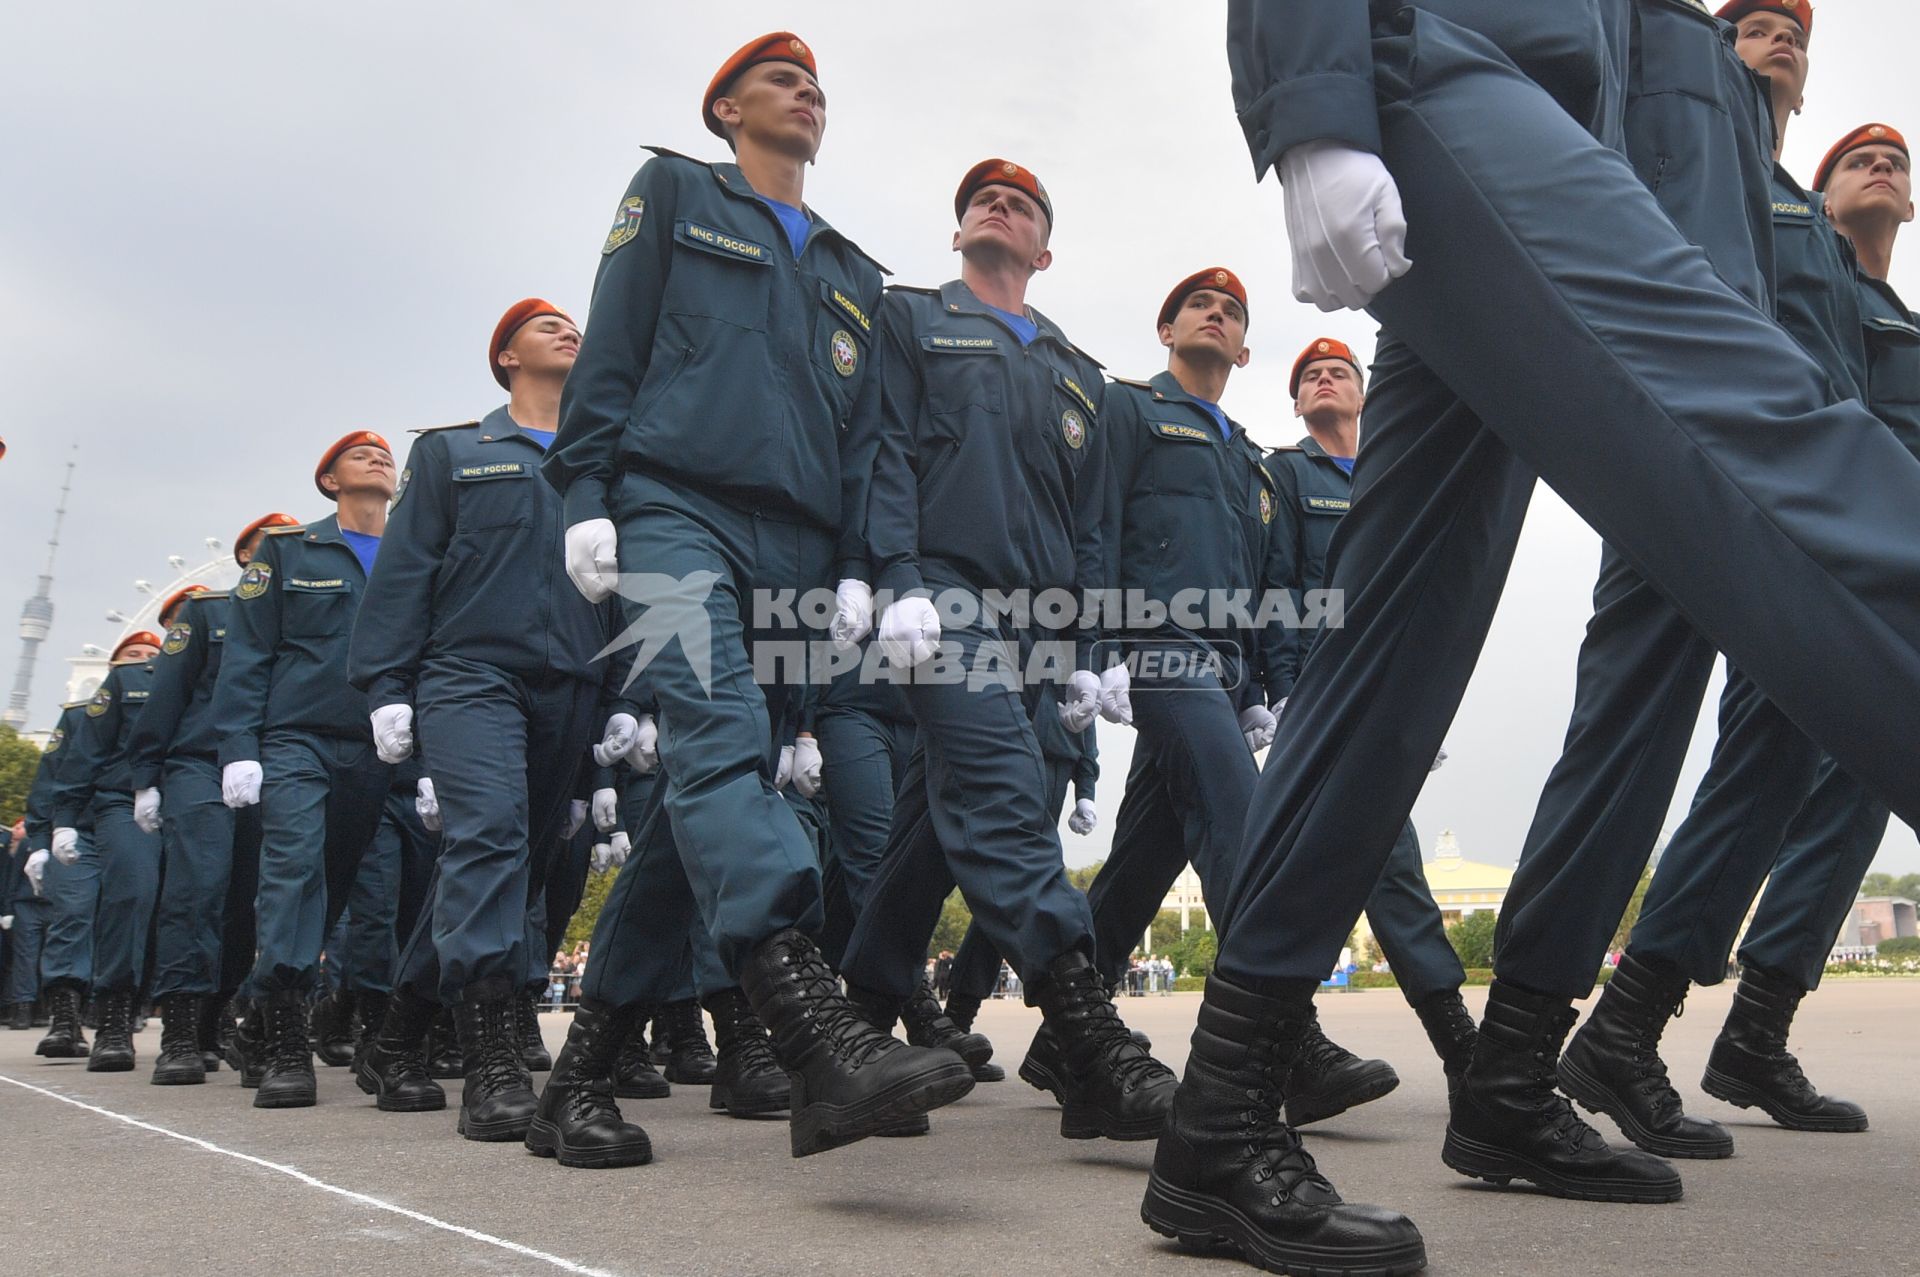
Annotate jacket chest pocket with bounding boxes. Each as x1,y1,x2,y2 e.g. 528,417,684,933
1631,2,1731,109
663,220,773,330
1142,419,1222,495
451,462,537,533
1033,370,1096,476
921,335,1006,417
812,279,872,402
282,577,354,638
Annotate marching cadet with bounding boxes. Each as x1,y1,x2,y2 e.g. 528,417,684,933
213,433,396,1108
838,158,1177,1145
544,31,973,1158
349,298,622,1152
1573,120,1916,1145
24,697,101,1059
4,822,52,1030
48,628,164,1071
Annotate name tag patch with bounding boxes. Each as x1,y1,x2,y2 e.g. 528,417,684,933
1304,496,1351,514
1150,421,1212,443
1061,375,1097,416
924,335,998,352
675,220,771,263
453,462,529,481
288,577,348,590
829,287,872,332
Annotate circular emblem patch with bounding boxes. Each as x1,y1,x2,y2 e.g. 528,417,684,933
789,37,809,57
830,329,858,377
1001,161,1020,177
1259,488,1274,524
236,562,272,601
1316,340,1331,354
1870,125,1888,138
1213,269,1230,287
1061,408,1086,450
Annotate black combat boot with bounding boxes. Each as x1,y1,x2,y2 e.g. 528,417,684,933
36,981,90,1059
355,988,446,1113
310,988,356,1067
527,999,653,1168
1557,952,1733,1158
740,929,974,1157
426,1005,465,1079
151,994,207,1085
227,1000,265,1087
1444,979,1681,1201
902,978,994,1069
518,994,553,1072
33,998,51,1028
353,990,390,1071
845,985,930,1137
1018,1024,1066,1101
613,1006,671,1099
255,990,317,1108
86,989,136,1072
659,998,717,1084
1282,1010,1399,1127
1142,972,1427,1275
1030,950,1177,1141
7,1002,30,1030
453,979,538,1141
1412,987,1478,1088
703,986,790,1117
647,1008,671,1066
944,992,1004,1082
1701,965,1867,1133
198,996,231,1073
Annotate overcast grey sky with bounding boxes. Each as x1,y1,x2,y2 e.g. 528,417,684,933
4,2,1916,875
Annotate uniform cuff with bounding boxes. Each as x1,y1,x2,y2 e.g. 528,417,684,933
563,479,612,528
1240,73,1383,179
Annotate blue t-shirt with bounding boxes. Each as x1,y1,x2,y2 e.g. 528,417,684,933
757,196,811,258
340,528,381,577
520,426,556,451
1330,455,1356,476
1191,397,1233,442
986,303,1039,346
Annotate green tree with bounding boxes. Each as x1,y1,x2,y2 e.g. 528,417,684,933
928,888,973,957
1447,910,1498,969
1859,872,1920,900
1609,866,1654,953
1166,926,1217,978
563,865,618,950
0,727,44,828
1067,860,1104,893
1877,936,1920,958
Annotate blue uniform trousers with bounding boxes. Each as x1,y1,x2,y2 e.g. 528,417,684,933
813,706,915,913
150,754,235,998
220,806,262,998
611,471,828,976
531,823,595,987
393,660,595,1001
248,729,389,994
91,794,162,993
1215,14,1920,991
841,611,1095,1000
39,834,98,988
4,897,52,1004
947,751,1076,1003
321,797,409,994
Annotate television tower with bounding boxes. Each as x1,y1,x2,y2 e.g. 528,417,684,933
4,450,77,730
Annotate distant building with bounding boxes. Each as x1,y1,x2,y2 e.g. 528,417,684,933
1415,829,1513,926
1833,896,1918,951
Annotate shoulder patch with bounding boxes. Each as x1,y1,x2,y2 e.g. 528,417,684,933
85,687,111,718
162,622,192,656
604,195,646,255
235,562,273,600
46,728,64,751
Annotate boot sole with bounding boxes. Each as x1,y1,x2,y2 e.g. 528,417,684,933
1285,1063,1400,1128
458,1107,535,1141
354,1064,448,1113
709,1084,790,1117
615,1078,673,1100
525,1118,652,1168
37,1043,90,1058
253,1086,317,1109
663,1063,716,1085
971,1062,1006,1083
790,1059,974,1158
152,1066,207,1086
1441,1128,1682,1202
1700,1066,1869,1133
1141,1172,1428,1277
1557,1056,1733,1158
1018,1056,1064,1103
86,1056,136,1073
1061,1099,1171,1141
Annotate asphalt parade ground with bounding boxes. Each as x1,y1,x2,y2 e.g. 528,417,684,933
3,979,1915,1276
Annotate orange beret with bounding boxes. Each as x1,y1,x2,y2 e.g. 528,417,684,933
314,431,392,500
703,32,817,138
1814,122,1908,192
1289,338,1363,396
954,158,1053,227
1158,267,1249,329
158,584,209,627
112,631,164,660
1714,0,1811,36
490,298,574,390
234,512,300,565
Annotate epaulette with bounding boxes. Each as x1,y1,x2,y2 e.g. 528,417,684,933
1107,376,1155,391
108,657,148,667
265,524,307,536
887,283,941,297
61,699,90,711
409,420,482,435
1267,444,1305,453
190,590,231,602
642,144,707,166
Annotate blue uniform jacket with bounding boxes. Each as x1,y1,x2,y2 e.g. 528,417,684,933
863,281,1109,652
545,147,888,570
125,592,230,790
1856,275,1920,459
212,515,375,766
1262,437,1356,704
1772,167,1868,403
51,660,154,825
23,704,91,848
349,408,612,711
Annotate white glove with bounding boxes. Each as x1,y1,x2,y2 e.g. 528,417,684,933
593,713,639,767
1278,140,1412,312
1067,798,1098,836
370,704,415,764
791,736,822,798
1097,664,1133,725
51,827,80,864
133,786,163,834
0,916,12,931
591,787,620,834
774,745,794,790
830,579,875,651
592,830,632,872
564,518,620,603
566,799,588,839
24,849,48,894
1430,748,1448,773
1239,705,1277,753
626,714,659,774
415,777,441,832
223,760,263,809
877,596,941,668
1058,670,1101,733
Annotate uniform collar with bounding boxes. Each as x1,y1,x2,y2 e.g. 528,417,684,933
706,161,843,245
299,513,346,546
1295,435,1355,469
936,279,1076,353
476,404,543,445
1145,371,1242,436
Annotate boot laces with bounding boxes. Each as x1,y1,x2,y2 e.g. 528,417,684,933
1628,988,1687,1123
668,1001,714,1061
1295,1019,1358,1076
160,1001,199,1057
265,1003,310,1071
1242,1040,1337,1203
471,1001,526,1090
786,951,895,1069
1063,979,1169,1091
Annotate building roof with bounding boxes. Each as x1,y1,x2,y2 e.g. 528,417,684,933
1423,829,1515,893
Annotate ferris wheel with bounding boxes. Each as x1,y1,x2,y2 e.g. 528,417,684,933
64,536,245,705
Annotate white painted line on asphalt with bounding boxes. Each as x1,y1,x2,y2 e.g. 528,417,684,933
0,1073,625,1277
